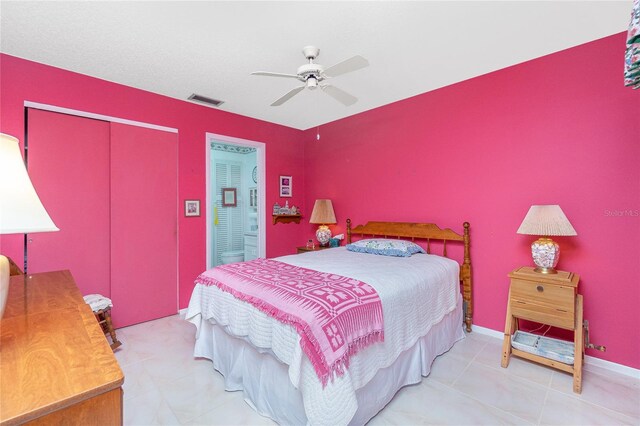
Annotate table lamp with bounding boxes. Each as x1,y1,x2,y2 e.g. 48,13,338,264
0,133,59,318
309,199,336,247
516,205,576,274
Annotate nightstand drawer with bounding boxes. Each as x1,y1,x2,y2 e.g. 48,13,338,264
510,279,575,329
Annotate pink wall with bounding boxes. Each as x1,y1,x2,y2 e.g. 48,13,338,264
302,33,640,369
1,32,638,369
0,53,306,309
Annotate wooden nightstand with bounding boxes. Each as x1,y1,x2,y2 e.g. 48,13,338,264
296,246,331,254
501,266,584,393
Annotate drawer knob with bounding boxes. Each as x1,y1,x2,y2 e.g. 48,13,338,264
536,285,544,292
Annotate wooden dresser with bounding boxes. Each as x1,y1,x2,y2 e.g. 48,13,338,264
0,270,124,425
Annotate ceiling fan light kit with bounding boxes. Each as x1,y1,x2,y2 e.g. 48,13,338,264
251,46,368,107
306,76,318,89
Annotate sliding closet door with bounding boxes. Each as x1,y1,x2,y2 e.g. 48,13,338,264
110,123,178,327
27,109,111,297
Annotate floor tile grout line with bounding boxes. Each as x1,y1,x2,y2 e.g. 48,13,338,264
548,371,640,420
448,350,480,388
448,358,550,424
536,386,551,425
129,367,180,423
448,337,489,387
473,335,557,387
152,364,242,424
546,387,640,423
440,378,537,425
445,338,539,424
474,356,556,391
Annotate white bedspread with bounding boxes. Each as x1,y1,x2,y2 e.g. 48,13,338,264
186,248,461,426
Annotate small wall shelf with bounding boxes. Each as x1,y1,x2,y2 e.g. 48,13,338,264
272,214,302,225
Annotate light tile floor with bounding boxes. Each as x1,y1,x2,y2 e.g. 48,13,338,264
116,315,639,425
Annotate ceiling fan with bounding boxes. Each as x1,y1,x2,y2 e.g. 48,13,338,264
251,46,369,107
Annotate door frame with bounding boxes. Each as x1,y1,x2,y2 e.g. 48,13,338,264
24,101,180,318
24,101,179,133
205,133,266,269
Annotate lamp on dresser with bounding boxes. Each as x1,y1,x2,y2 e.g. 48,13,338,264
0,133,59,318
309,199,336,247
516,204,577,274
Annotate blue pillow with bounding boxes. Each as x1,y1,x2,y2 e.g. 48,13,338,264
346,239,425,257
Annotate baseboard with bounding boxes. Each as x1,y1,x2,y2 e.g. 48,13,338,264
583,353,640,378
471,324,503,339
470,324,640,379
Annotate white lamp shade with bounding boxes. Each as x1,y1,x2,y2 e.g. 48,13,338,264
309,199,336,224
517,205,576,236
0,133,59,234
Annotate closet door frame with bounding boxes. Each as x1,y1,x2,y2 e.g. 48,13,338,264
24,101,178,133
205,133,266,270
24,101,179,271
23,101,179,322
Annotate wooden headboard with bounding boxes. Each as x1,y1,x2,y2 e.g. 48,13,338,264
346,219,473,332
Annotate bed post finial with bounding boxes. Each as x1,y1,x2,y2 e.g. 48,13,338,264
462,222,472,332
346,218,352,244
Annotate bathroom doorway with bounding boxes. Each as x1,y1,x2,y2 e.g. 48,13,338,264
205,133,265,269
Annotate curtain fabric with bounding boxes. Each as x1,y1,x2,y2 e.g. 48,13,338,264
625,0,640,88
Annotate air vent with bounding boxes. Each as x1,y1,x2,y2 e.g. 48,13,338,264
188,93,224,107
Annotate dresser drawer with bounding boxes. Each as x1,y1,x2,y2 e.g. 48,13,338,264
510,279,575,329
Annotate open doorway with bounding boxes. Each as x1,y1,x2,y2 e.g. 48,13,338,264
205,133,266,269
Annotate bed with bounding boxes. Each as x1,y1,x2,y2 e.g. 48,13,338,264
186,219,473,425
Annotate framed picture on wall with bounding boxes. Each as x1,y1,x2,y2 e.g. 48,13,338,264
222,188,237,207
185,200,200,217
279,175,292,197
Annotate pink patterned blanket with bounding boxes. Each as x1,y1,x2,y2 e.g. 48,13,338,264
195,258,384,385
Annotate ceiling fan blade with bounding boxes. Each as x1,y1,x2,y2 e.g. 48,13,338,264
323,55,369,78
321,85,357,106
251,71,300,79
271,86,305,106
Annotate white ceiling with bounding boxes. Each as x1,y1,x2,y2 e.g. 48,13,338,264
0,1,631,130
